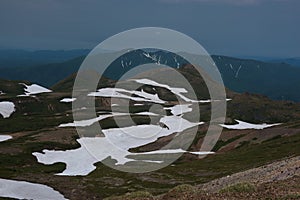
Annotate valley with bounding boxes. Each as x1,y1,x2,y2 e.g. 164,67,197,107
0,64,299,199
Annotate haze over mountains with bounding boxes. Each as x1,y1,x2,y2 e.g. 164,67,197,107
0,49,300,102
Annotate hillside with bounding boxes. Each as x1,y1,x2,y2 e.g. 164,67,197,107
107,156,300,200
0,56,85,87
269,57,300,67
0,64,300,199
1,50,300,102
212,55,300,101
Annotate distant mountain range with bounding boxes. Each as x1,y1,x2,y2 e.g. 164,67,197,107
234,56,300,67
0,49,300,102
0,49,89,68
269,57,300,67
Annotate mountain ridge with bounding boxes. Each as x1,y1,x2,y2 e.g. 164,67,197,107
1,50,300,101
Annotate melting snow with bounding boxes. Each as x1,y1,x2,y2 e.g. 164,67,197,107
143,52,152,59
174,56,180,68
59,113,127,127
19,83,52,96
58,112,159,128
133,149,214,155
134,103,144,106
132,78,205,103
34,131,208,176
0,101,15,118
164,104,192,116
35,115,205,176
102,115,203,150
0,135,12,142
60,98,76,103
0,178,67,200
143,52,157,63
220,120,281,130
235,65,242,78
33,137,133,176
134,112,159,116
88,87,165,104
34,78,216,176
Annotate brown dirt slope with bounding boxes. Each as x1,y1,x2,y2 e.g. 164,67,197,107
107,156,300,200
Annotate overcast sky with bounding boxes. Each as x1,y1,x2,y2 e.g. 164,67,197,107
0,0,299,57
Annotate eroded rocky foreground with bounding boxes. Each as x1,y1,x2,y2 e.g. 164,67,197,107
108,156,300,200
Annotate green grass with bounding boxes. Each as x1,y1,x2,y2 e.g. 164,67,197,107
236,140,250,148
278,193,300,200
220,182,256,193
212,134,245,151
1,88,300,199
263,135,282,143
0,109,299,199
104,191,154,200
168,184,196,194
0,128,299,199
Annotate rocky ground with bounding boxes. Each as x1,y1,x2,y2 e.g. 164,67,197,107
200,155,300,192
107,156,300,200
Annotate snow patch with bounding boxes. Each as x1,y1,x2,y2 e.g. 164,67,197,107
133,149,214,155
35,78,216,176
220,120,281,130
88,87,165,104
134,103,144,106
19,83,52,96
134,112,159,116
131,78,203,103
59,113,127,127
164,104,192,116
102,115,203,150
0,135,12,142
235,65,242,78
0,101,15,118
36,115,204,176
60,98,76,103
0,178,67,200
